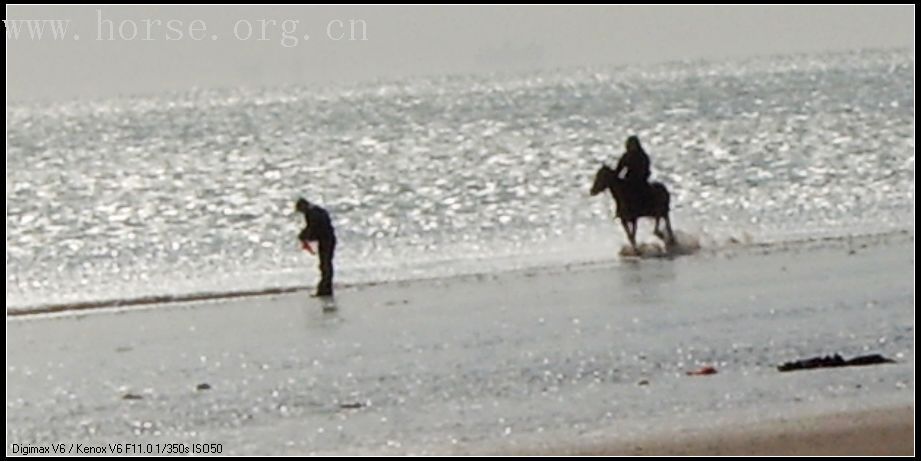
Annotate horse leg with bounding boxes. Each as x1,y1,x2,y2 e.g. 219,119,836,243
653,218,665,242
620,219,638,252
628,219,639,251
665,214,676,245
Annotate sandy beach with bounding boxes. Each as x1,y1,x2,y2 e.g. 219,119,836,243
6,232,915,455
512,405,914,455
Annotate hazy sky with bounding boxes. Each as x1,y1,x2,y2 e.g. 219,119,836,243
5,5,915,102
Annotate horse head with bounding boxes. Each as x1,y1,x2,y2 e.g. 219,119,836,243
590,163,615,196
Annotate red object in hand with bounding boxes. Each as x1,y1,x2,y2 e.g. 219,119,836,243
686,366,717,376
301,240,316,255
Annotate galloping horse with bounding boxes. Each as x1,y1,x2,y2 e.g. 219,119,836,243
590,164,676,251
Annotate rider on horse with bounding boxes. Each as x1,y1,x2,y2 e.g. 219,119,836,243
613,135,652,210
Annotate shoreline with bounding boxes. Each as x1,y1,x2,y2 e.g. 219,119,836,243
7,227,913,319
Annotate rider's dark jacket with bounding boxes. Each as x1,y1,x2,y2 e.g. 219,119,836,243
613,147,650,185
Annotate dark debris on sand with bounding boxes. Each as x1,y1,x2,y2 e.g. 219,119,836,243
778,354,895,372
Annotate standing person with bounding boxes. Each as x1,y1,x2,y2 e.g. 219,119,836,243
295,198,336,297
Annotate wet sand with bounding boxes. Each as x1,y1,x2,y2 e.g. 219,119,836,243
513,406,914,455
6,232,915,455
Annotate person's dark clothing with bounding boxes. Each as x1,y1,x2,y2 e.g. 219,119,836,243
612,148,651,185
298,203,336,297
299,205,335,242
315,237,336,297
613,145,652,212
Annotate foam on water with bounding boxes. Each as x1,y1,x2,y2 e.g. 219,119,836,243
6,49,915,311
617,228,703,259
